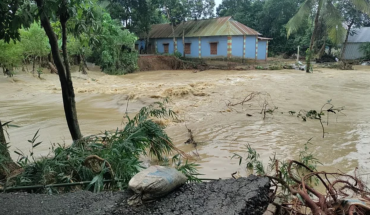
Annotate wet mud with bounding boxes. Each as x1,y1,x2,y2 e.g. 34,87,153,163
0,176,270,215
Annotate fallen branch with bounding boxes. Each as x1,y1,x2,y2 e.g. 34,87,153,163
48,62,58,74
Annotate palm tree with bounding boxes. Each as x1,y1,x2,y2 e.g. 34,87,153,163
286,0,370,73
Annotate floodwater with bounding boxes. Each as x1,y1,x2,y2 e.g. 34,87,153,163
1,66,370,180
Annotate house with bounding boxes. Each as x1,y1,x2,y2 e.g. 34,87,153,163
342,27,370,60
137,16,272,60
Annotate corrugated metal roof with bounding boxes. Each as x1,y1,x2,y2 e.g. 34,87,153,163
258,37,273,41
146,16,261,38
348,27,370,43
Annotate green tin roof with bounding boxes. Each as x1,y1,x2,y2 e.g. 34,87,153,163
145,16,261,38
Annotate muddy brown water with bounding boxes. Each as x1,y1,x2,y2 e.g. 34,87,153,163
1,66,370,181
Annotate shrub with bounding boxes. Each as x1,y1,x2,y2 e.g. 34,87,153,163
9,100,199,193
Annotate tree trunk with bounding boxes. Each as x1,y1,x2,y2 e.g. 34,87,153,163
32,56,36,74
318,37,326,59
182,28,185,57
166,8,176,54
81,54,89,71
171,24,176,53
0,121,8,156
79,55,87,74
48,62,58,74
306,0,323,73
341,21,354,61
0,120,20,180
36,0,83,142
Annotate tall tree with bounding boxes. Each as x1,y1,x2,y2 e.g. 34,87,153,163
188,0,215,20
0,0,93,141
132,0,165,52
0,40,23,75
258,0,308,56
19,22,50,73
217,0,263,31
159,0,187,55
286,0,370,73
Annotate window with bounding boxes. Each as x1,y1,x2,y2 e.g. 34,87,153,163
185,43,191,54
210,43,218,55
163,43,169,53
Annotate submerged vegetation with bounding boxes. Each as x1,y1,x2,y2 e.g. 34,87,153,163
233,140,370,215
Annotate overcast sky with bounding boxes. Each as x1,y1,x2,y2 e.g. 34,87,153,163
214,0,222,13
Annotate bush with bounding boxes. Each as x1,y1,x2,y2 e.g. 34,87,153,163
92,14,138,75
9,100,199,193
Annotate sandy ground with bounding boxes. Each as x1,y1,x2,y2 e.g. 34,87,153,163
1,65,370,180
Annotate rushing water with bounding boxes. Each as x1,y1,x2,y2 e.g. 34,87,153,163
1,66,370,180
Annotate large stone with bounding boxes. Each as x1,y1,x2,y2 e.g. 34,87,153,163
0,176,270,215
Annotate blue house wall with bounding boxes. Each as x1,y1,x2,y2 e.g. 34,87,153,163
176,37,199,58
257,41,267,60
156,38,175,54
231,36,244,57
147,35,268,60
200,36,228,57
245,36,256,59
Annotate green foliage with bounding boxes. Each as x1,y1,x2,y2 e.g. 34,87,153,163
173,51,183,58
305,48,313,72
217,0,311,56
171,154,202,183
255,65,266,70
19,22,50,60
0,40,23,70
91,13,138,74
67,36,92,59
232,144,265,176
217,0,263,31
232,139,321,195
360,42,370,60
10,100,199,193
286,0,370,56
298,138,321,171
0,0,35,43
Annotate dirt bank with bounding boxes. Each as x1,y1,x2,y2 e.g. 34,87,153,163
138,55,183,71
0,176,270,215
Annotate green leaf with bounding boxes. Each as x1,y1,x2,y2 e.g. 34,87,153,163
14,151,22,156
33,142,42,148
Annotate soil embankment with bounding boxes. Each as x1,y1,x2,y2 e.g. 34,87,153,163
0,176,270,215
138,55,183,71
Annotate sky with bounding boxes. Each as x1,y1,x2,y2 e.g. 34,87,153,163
214,0,222,13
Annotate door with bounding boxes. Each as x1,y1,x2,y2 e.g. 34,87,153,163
163,44,169,53
185,43,191,54
210,43,218,55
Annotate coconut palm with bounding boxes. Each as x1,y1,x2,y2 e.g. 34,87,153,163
286,0,370,73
